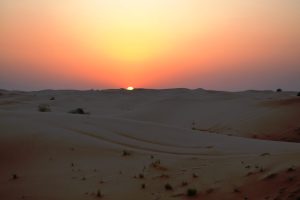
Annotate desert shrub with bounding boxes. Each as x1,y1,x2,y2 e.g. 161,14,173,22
191,121,196,130
265,173,277,180
164,183,173,190
181,181,188,187
287,167,295,172
192,173,198,178
260,153,271,157
276,88,282,92
206,188,214,194
233,188,241,193
122,150,131,156
12,174,18,180
150,159,168,171
187,188,197,197
246,172,253,176
38,104,51,112
96,190,102,198
141,183,146,189
69,108,88,115
139,173,144,179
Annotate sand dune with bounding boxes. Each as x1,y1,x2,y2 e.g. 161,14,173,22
0,89,300,199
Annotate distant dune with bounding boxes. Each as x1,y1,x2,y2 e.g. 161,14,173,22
0,89,300,200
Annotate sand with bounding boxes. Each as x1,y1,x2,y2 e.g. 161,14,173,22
0,88,300,200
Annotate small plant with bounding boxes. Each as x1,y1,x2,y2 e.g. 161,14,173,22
69,108,88,115
12,174,18,180
191,121,196,130
141,183,146,189
246,172,253,176
276,88,282,92
187,188,197,197
297,92,300,97
181,181,188,187
164,183,173,190
260,153,271,157
287,167,295,172
38,104,51,112
150,159,167,171
157,159,161,164
139,173,144,179
233,188,241,193
192,173,198,178
96,190,102,198
206,188,214,194
122,150,131,156
264,173,277,180
50,97,55,100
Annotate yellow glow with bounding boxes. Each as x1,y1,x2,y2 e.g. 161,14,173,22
65,0,202,64
1,0,300,89
127,86,134,91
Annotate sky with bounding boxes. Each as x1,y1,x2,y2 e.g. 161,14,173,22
0,0,300,91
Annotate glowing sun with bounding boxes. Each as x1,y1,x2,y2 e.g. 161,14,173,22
127,86,134,91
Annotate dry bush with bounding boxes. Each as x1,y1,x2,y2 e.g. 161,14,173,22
187,188,197,197
122,150,131,156
38,104,51,112
165,183,173,190
69,108,89,115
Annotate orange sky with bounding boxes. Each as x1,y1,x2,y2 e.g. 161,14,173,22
1,0,300,90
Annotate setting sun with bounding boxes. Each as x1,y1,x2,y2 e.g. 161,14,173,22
126,86,134,91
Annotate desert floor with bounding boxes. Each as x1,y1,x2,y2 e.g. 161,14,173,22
1,88,300,200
